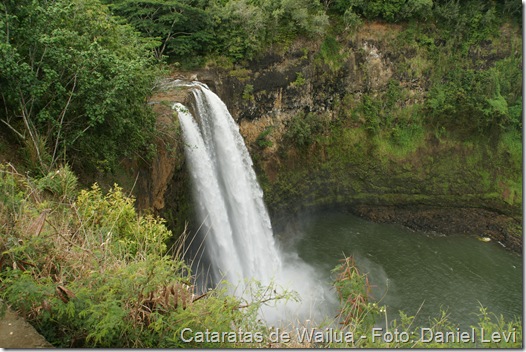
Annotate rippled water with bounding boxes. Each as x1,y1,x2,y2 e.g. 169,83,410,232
295,210,523,328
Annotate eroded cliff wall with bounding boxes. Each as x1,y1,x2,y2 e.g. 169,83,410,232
141,22,522,250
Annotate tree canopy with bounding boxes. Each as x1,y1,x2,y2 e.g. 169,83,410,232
102,0,329,65
0,0,158,173
0,0,520,173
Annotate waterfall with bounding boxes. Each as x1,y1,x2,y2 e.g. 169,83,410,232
174,82,333,324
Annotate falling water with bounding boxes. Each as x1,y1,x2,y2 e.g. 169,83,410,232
174,82,334,324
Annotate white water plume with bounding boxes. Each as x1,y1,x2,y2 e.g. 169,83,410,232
174,82,335,325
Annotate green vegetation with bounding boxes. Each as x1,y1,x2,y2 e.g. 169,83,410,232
284,112,328,148
260,0,522,220
102,0,328,65
0,0,522,348
329,0,520,25
242,84,255,101
291,72,307,87
1,0,520,175
0,166,521,347
101,0,212,62
315,35,345,71
425,55,522,137
256,126,274,149
0,164,291,347
0,0,158,174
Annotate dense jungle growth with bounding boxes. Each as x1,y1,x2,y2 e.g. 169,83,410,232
0,0,523,348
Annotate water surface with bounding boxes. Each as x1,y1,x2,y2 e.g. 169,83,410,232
295,211,523,327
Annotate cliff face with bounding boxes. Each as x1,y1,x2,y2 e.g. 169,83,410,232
133,81,193,238
142,22,522,251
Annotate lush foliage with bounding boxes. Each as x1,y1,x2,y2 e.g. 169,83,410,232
330,0,433,22
2,0,518,176
0,0,158,173
255,0,522,230
281,0,521,154
0,164,285,347
332,257,379,331
284,112,328,147
0,164,521,347
255,126,274,149
0,0,522,348
425,54,522,138
103,0,328,64
329,0,520,25
102,0,213,61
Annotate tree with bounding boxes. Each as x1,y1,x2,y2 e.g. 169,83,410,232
0,0,158,173
103,0,213,62
208,0,328,61
331,0,432,22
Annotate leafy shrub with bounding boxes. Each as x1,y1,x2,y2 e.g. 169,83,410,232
285,112,326,147
426,57,521,137
103,0,213,61
256,127,274,149
332,0,432,22
291,72,307,87
342,9,363,32
0,167,282,347
316,35,345,71
36,165,78,201
103,0,328,64
1,171,522,348
356,94,381,134
332,257,380,331
0,0,158,173
433,0,500,48
242,84,255,101
0,165,26,217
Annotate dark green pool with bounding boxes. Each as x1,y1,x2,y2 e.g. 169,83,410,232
295,211,523,328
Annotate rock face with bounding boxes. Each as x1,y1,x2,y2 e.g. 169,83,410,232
134,80,195,238
140,23,521,251
0,307,53,348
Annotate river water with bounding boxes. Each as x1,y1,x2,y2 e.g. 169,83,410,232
295,210,522,328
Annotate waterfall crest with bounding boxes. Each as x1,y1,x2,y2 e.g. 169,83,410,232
175,82,333,324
